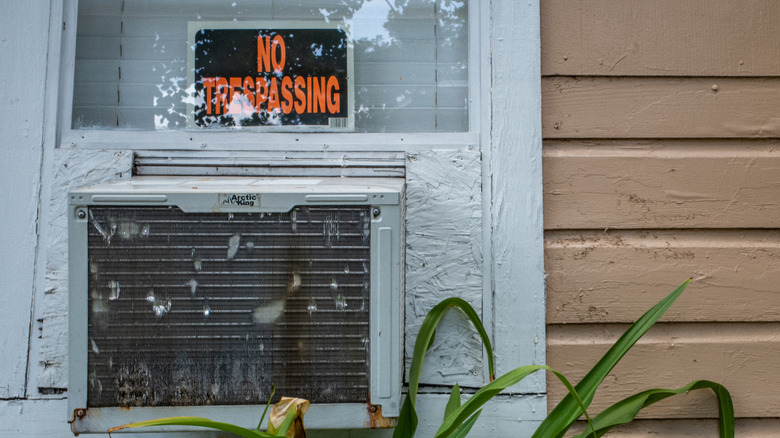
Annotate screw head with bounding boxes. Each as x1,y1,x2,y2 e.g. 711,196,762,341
77,210,87,219
371,208,381,218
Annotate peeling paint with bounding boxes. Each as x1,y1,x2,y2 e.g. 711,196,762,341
38,149,133,390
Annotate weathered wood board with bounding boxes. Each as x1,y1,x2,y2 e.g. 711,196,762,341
542,0,780,77
542,77,780,138
0,1,51,399
548,322,780,418
546,230,780,323
567,419,780,438
544,140,780,229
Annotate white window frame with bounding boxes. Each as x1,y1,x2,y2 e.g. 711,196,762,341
49,0,546,434
57,0,483,153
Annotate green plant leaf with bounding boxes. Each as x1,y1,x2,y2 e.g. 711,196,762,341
394,297,495,438
393,393,419,438
107,416,273,438
444,383,462,421
436,365,593,438
270,405,298,436
449,410,482,438
257,384,276,430
532,279,692,438
573,380,734,438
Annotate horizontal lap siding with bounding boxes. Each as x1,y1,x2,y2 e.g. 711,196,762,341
545,229,780,324
548,323,780,418
541,0,780,427
541,0,780,77
544,140,780,229
569,419,780,438
542,78,780,138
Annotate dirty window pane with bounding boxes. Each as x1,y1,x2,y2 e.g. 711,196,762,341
72,0,469,133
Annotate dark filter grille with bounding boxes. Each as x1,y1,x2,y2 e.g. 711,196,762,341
86,206,371,407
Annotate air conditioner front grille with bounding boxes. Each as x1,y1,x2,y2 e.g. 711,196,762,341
86,206,371,407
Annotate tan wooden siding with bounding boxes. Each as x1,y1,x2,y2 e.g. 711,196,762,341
542,0,780,428
545,230,780,324
548,322,780,418
544,140,780,229
542,0,780,77
543,77,780,138
567,419,780,438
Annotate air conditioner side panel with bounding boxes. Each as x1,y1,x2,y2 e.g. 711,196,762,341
68,204,90,417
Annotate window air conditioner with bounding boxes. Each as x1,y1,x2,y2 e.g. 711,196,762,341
68,177,404,433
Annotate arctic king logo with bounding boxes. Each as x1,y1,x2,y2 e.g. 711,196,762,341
218,193,258,208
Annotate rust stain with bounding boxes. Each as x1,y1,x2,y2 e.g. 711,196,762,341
69,408,88,436
367,404,396,428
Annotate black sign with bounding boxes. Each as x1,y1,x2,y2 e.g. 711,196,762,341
191,26,351,130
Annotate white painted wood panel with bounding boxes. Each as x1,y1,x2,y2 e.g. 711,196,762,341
490,0,546,393
0,394,544,437
34,150,133,390
406,149,484,387
2,0,548,436
0,1,51,399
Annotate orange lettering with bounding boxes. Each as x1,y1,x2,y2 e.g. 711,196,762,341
267,77,280,113
293,76,306,113
214,77,228,115
311,77,326,113
255,77,268,111
202,78,215,114
271,35,286,73
281,76,293,114
306,77,312,111
257,36,271,72
326,76,340,114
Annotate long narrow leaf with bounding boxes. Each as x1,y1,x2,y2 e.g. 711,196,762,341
532,279,691,438
394,298,495,438
574,380,734,438
108,416,273,438
257,384,276,430
449,410,482,438
444,383,462,421
393,393,419,438
271,406,299,437
436,365,594,438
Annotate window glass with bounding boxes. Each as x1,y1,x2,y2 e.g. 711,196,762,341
73,0,468,133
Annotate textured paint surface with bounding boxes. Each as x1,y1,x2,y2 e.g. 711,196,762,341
544,140,780,229
542,0,780,77
541,0,780,428
548,322,780,418
568,418,780,438
0,1,50,399
546,230,780,323
37,149,132,390
405,149,484,387
543,77,780,139
3,0,548,436
0,394,544,438
490,0,546,393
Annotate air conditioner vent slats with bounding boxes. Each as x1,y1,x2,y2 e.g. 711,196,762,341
86,206,371,407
